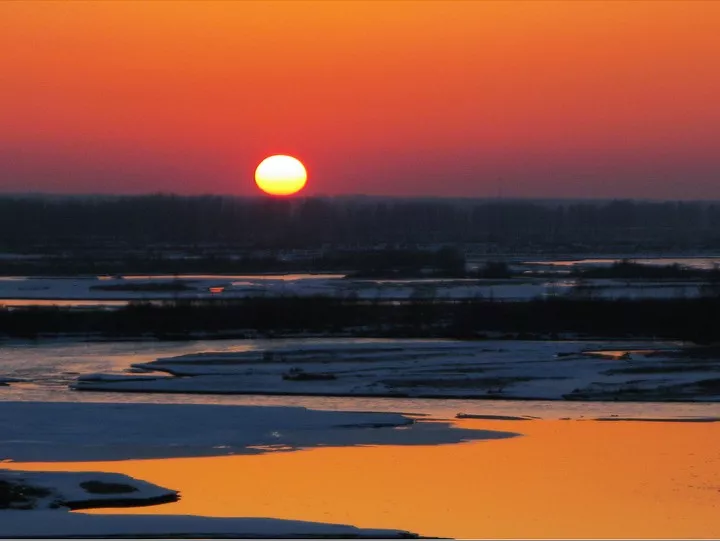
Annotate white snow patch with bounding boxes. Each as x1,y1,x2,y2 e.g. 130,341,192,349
0,470,176,510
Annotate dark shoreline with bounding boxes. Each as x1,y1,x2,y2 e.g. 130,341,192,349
3,296,720,343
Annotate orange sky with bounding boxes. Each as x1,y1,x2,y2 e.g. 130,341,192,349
1,1,719,198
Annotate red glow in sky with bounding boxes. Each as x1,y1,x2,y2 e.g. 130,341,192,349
1,1,719,198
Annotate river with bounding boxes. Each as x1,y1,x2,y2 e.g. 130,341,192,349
2,337,719,538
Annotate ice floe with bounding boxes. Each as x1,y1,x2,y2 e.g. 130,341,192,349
0,511,418,538
0,402,517,462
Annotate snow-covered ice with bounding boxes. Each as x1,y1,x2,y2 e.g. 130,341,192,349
73,339,720,402
0,274,708,307
0,511,418,538
0,470,177,510
0,401,516,462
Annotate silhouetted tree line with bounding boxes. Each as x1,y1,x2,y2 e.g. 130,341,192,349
3,195,720,253
573,260,720,280
2,296,720,343
0,247,468,276
342,247,466,278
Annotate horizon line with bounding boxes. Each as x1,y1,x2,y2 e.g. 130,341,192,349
2,192,720,204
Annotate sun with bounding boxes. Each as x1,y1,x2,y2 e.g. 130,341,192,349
254,155,307,196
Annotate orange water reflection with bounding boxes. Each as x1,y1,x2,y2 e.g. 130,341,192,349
8,420,720,538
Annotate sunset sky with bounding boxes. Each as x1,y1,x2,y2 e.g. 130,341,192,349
1,1,719,199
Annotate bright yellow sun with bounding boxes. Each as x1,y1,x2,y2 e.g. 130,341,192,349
254,155,307,196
